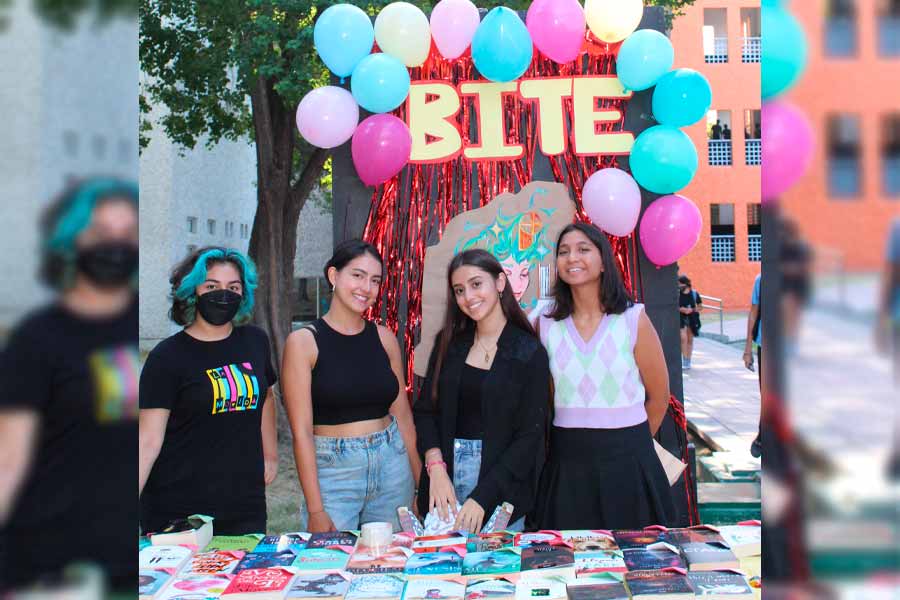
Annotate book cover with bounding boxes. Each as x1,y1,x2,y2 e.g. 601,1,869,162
412,534,468,553
513,532,561,548
404,552,463,578
463,577,516,600
678,542,740,571
236,551,298,572
278,533,312,554
688,571,754,597
222,568,296,598
139,545,193,571
187,550,246,575
307,532,359,550
461,550,521,577
149,515,214,549
667,528,726,546
513,577,567,600
716,526,761,559
287,572,352,598
157,574,234,600
139,569,173,599
344,574,406,600
346,545,409,575
574,551,627,576
401,579,466,600
622,547,687,572
611,530,669,550
254,535,285,553
293,548,352,573
205,535,266,552
624,571,694,599
566,580,630,600
467,532,515,553
519,544,574,579
561,531,620,554
140,537,152,551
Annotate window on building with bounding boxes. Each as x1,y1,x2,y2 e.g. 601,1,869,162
710,203,736,262
740,8,761,63
883,113,900,197
744,109,761,165
208,219,217,235
118,138,132,164
827,114,862,198
703,8,729,63
706,110,733,166
747,204,761,261
63,130,78,158
879,0,900,56
187,216,197,233
187,244,198,256
92,134,107,160
825,0,857,57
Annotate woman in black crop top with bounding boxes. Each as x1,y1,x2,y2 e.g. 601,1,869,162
414,249,551,533
282,240,420,532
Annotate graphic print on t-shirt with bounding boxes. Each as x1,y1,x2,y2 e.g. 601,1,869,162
88,344,140,424
207,362,260,414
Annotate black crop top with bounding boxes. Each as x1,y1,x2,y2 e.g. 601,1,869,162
308,318,399,426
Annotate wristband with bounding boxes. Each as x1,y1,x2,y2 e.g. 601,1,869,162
426,460,446,474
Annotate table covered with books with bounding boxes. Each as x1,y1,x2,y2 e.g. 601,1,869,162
139,511,762,600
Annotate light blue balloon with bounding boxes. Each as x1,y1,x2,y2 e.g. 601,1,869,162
651,68,712,127
471,7,533,83
617,30,674,91
762,6,807,99
351,53,411,114
629,125,698,194
314,4,375,78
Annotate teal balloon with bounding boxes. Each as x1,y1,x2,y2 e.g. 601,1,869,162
651,68,712,127
762,6,807,99
314,4,375,78
472,7,533,82
351,53,411,114
629,125,698,194
616,29,674,91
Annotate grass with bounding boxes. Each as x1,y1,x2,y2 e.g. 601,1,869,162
266,419,306,534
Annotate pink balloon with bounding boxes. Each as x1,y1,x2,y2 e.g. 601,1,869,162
762,100,814,203
582,168,641,237
430,0,481,59
526,0,586,64
296,86,359,149
639,194,703,267
351,114,412,186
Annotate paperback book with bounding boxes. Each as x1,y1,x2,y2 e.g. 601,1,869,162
204,535,266,552
467,532,515,553
293,548,353,573
221,567,297,600
148,515,214,549
565,579,630,600
519,544,575,580
573,551,627,576
463,577,516,600
307,532,359,550
401,578,466,600
625,570,695,600
186,550,246,575
461,549,521,578
688,571,755,598
139,546,192,572
561,531,620,554
716,526,761,559
344,574,406,600
404,552,463,579
513,577,567,600
622,547,687,572
139,570,173,600
236,551,298,572
156,574,234,600
346,545,410,575
286,571,352,599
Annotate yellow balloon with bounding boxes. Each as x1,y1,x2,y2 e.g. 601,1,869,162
374,2,432,67
584,0,644,43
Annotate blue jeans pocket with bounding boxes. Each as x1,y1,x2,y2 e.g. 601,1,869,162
453,438,482,502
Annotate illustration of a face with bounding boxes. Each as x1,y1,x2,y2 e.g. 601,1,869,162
500,256,530,302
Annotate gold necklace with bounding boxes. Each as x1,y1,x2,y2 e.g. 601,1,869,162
474,336,497,365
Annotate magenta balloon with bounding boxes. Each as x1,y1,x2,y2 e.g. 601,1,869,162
430,0,481,59
526,0,586,64
762,100,813,203
639,194,703,267
582,168,641,237
296,86,359,149
351,114,412,186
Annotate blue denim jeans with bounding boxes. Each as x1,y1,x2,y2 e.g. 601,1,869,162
453,438,524,532
301,417,414,532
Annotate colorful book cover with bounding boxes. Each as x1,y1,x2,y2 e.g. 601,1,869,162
566,580,630,600
255,533,311,554
462,549,521,577
624,570,694,599
286,572,352,598
401,579,466,600
513,532,561,548
412,534,468,553
404,552,463,578
222,568,296,597
293,548,352,573
139,545,193,571
346,545,409,575
688,571,754,597
678,542,740,571
622,547,687,572
139,569,173,598
463,577,516,600
561,531,620,554
667,528,726,546
205,535,266,552
236,551,298,572
139,537,152,551
344,574,406,600
519,544,574,576
716,526,761,558
254,535,284,553
187,550,246,575
513,577,567,600
467,532,515,553
157,574,234,600
611,530,670,550
574,551,627,576
307,531,359,550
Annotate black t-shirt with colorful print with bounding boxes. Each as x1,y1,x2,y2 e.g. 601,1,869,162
139,325,276,535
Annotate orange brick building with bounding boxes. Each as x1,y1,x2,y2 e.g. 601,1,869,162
780,0,900,269
668,0,762,309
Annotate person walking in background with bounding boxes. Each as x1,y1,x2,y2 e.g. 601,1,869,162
877,218,900,477
744,273,762,458
678,275,702,370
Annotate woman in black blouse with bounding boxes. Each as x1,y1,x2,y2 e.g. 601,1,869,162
414,249,551,533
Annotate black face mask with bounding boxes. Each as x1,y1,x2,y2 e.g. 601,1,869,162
75,242,138,288
196,289,243,326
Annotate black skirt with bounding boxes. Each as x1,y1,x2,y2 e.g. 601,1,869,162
532,421,675,530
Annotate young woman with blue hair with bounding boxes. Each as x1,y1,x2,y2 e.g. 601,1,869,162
139,246,279,535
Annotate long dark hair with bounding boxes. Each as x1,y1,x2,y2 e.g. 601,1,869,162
548,222,633,320
324,239,383,283
430,249,537,404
